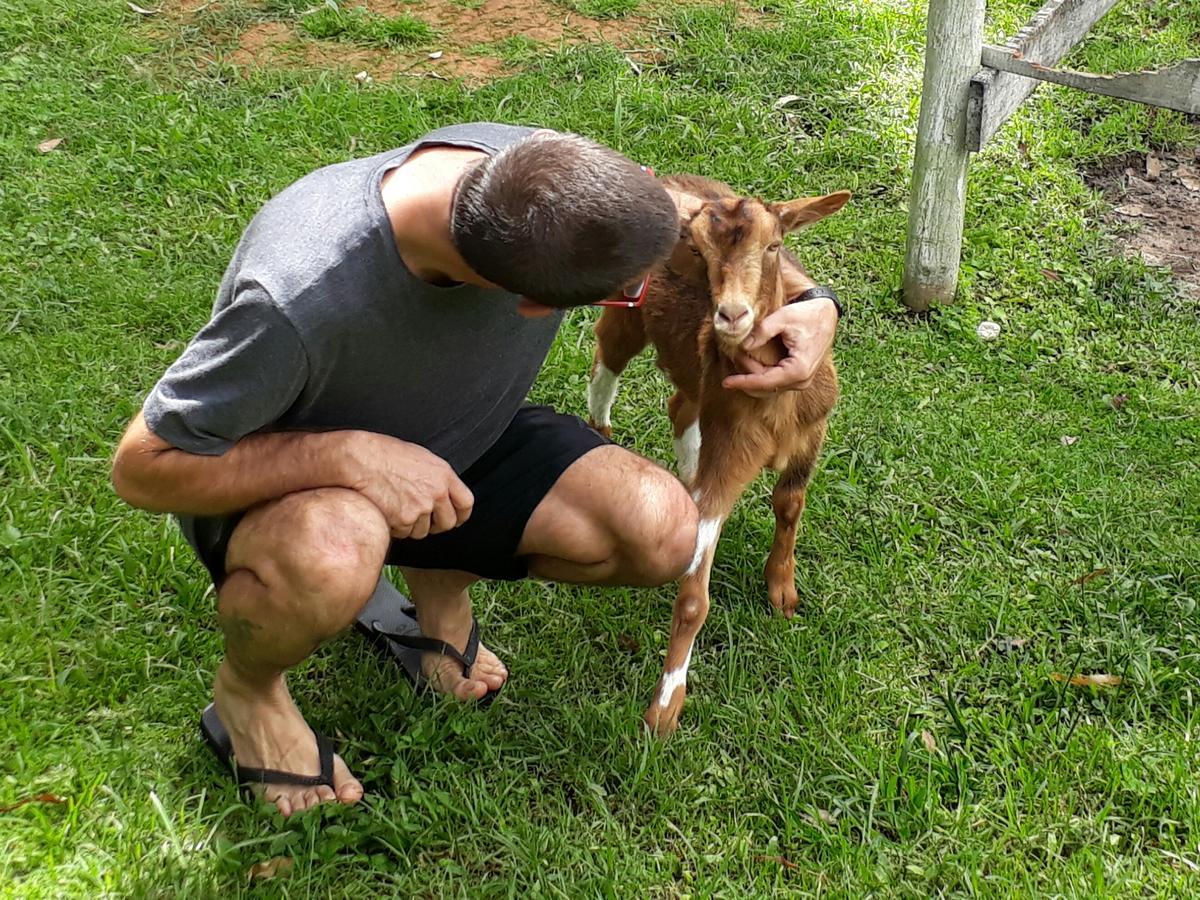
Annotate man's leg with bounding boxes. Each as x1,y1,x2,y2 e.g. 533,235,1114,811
397,567,509,699
519,444,698,584
377,405,698,699
213,487,388,816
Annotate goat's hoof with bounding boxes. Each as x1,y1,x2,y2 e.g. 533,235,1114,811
589,420,613,439
642,690,685,737
768,583,799,619
643,706,680,738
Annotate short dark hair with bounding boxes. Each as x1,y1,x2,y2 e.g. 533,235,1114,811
449,130,678,308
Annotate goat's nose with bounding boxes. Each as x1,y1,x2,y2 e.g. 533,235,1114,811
715,303,751,326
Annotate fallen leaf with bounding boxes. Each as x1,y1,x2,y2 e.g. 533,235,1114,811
353,71,371,84
247,857,294,883
921,730,937,752
799,807,838,827
756,854,801,870
428,50,443,60
0,793,66,814
128,1,158,13
1060,435,1079,446
37,137,63,153
1039,268,1062,281
1051,672,1122,688
1176,165,1200,192
993,635,1029,654
1124,174,1154,193
773,94,803,109
1109,393,1128,411
616,633,640,654
1145,154,1162,180
1072,567,1109,586
1113,203,1160,219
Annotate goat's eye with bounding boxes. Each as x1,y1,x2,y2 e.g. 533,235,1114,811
689,246,701,256
766,242,781,253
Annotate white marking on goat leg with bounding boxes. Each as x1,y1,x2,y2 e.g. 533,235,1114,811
686,516,722,576
673,421,701,484
657,643,694,707
587,363,619,429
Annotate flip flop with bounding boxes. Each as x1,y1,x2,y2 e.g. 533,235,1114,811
354,578,502,707
199,703,334,797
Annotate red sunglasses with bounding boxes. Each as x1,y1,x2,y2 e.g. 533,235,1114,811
593,166,655,310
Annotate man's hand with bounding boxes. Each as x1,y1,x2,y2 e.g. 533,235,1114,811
723,298,839,396
343,432,474,540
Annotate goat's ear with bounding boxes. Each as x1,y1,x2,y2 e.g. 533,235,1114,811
772,191,851,233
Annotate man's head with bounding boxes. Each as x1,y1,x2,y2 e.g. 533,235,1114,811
449,130,678,308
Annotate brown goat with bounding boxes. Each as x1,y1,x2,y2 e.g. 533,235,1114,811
587,174,849,736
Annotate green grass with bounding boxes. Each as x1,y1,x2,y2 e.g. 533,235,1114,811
298,4,435,47
558,0,641,19
2,0,1199,895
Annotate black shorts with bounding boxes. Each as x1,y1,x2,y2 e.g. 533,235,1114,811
182,406,609,586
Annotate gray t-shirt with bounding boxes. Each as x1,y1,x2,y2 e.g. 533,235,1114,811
142,122,562,477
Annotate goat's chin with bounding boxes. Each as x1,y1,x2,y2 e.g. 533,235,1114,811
713,323,754,350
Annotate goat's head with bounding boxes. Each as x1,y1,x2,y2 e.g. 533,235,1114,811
685,190,850,348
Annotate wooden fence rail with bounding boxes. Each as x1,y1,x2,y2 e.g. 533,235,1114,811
902,0,1200,311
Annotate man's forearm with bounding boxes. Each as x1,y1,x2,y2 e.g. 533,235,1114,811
111,413,358,517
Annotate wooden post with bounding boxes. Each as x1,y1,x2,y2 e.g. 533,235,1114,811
902,0,987,311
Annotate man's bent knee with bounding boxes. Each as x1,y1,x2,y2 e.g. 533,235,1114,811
229,488,390,620
618,469,698,585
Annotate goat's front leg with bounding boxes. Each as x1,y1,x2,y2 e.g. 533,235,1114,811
643,440,757,736
643,510,724,737
668,392,700,486
765,437,822,618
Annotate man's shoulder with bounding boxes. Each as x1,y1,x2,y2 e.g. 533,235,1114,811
413,122,539,154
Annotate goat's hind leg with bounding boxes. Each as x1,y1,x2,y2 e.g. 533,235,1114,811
765,427,825,619
588,309,646,439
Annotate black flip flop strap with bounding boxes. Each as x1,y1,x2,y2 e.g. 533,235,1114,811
375,618,480,678
235,732,335,788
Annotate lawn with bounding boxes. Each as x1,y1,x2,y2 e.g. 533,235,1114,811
1,0,1198,895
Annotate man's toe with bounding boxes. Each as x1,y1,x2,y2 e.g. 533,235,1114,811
453,678,488,701
332,757,363,805
478,668,506,691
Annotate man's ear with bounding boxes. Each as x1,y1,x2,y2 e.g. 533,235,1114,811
771,191,851,233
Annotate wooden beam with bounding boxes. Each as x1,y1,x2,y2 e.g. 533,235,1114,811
966,0,1119,151
979,47,1200,115
902,0,987,310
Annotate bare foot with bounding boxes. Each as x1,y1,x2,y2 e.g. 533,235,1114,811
420,625,509,701
213,662,364,816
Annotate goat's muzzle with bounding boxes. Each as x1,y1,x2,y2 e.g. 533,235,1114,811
713,302,755,343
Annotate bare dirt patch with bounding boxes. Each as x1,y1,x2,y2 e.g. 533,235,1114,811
172,0,712,86
1085,148,1200,299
